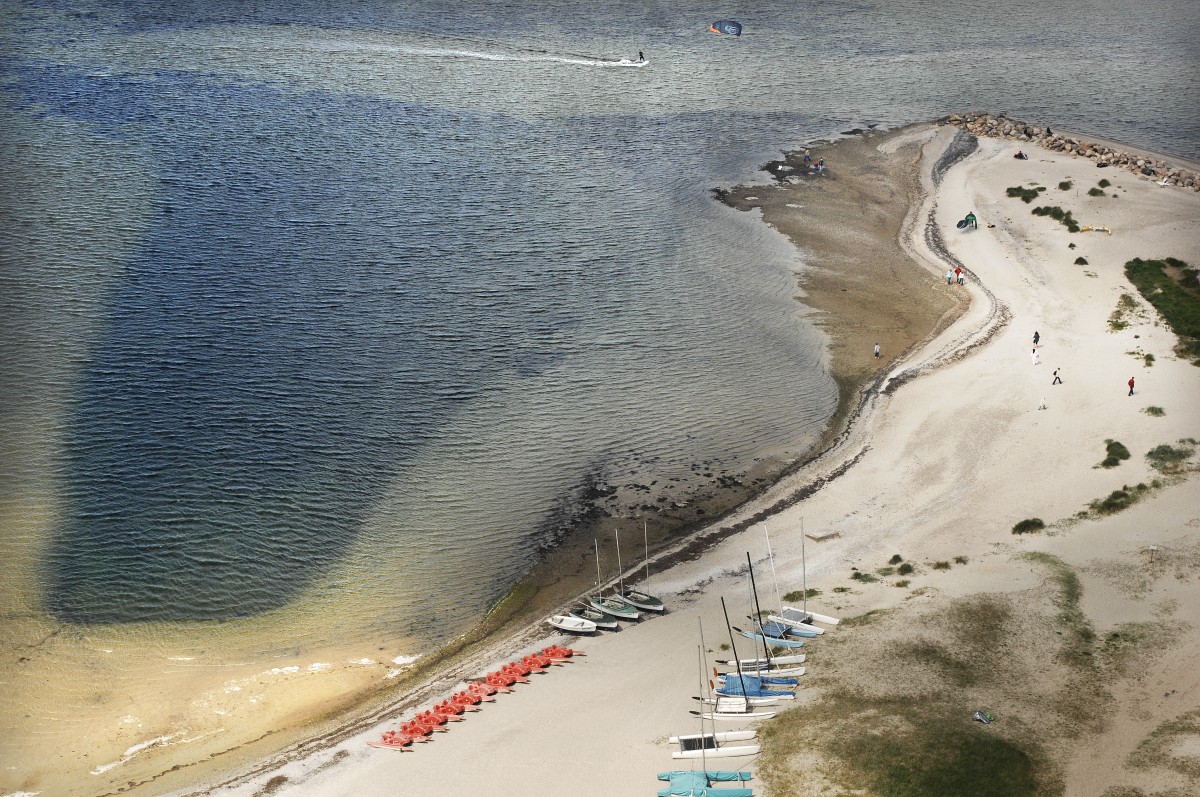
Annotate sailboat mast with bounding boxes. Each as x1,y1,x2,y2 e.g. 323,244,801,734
594,539,602,596
765,525,782,612
643,519,650,582
697,643,708,770
747,552,772,668
720,597,745,686
801,518,808,619
615,531,624,594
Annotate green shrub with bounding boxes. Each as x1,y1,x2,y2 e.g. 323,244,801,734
1099,439,1131,468
1032,205,1081,232
897,562,915,576
1007,185,1046,203
833,586,851,593
932,561,951,570
1088,187,1106,197
851,570,879,583
783,588,821,602
1058,180,1073,190
895,579,910,588
877,566,895,577
1098,178,1111,188
888,554,904,565
1144,353,1155,366
954,556,969,565
1075,257,1089,265
1146,442,1195,473
1012,518,1046,534
1143,406,1165,417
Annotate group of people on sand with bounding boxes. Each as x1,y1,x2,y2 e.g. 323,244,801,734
945,266,965,285
802,149,826,174
1031,329,1135,397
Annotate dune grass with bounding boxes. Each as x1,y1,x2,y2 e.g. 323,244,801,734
1124,257,1200,364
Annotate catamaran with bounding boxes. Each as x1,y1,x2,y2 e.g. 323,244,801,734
673,639,760,759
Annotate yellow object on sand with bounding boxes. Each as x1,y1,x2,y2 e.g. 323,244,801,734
1080,225,1112,235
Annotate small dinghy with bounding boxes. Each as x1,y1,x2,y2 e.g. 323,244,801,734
547,614,596,635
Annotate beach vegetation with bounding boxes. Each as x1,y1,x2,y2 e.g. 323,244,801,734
841,608,889,627
783,588,821,601
931,561,951,570
1012,518,1045,534
1124,257,1200,364
1058,180,1073,190
1006,185,1046,203
1069,242,1076,249
895,579,910,588
1107,293,1141,331
833,586,852,593
889,554,904,564
1131,709,1200,780
897,562,915,576
1146,440,1196,474
1143,405,1165,416
1089,483,1152,514
1098,439,1131,468
261,776,289,794
1143,353,1154,366
1074,256,1088,265
954,555,969,565
850,570,879,583
718,642,730,651
1087,187,1105,197
877,566,896,577
1098,178,1111,188
1031,205,1081,232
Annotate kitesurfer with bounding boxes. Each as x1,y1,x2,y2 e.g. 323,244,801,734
639,51,644,61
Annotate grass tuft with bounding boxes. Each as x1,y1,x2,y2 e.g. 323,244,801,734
1142,405,1165,417
897,562,915,576
932,561,951,570
1007,185,1046,203
1074,256,1089,265
1032,205,1081,232
1098,439,1131,469
1012,518,1045,535
1087,187,1106,197
889,554,904,565
1058,180,1073,190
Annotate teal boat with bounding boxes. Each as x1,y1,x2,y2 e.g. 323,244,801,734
734,625,804,648
590,593,640,621
569,604,619,630
657,770,752,796
616,526,666,612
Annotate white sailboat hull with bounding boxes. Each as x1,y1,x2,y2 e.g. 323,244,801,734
717,654,805,667
695,695,778,707
669,730,757,744
776,606,840,627
672,744,760,759
693,709,778,721
718,664,806,677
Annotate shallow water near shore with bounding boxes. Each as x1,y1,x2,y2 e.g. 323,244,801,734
2,0,1198,792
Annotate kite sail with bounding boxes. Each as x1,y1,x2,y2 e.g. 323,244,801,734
709,20,743,36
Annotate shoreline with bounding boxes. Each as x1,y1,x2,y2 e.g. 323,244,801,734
70,117,1200,795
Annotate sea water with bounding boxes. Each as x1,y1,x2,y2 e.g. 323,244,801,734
1,0,1197,790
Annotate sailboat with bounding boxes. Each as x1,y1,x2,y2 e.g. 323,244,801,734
617,523,666,612
764,523,840,629
672,632,760,759
588,540,640,621
568,603,620,631
655,770,754,797
710,597,794,705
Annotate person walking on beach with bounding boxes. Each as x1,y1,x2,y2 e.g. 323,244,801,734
874,342,881,359
1031,348,1040,365
1033,330,1040,346
1052,368,1062,385
954,266,962,284
1128,376,1135,396
946,269,954,285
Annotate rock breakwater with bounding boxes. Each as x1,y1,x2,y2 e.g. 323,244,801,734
942,112,1198,191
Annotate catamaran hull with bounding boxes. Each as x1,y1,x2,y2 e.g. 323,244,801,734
669,730,756,744
776,607,840,626
694,695,778,707
672,744,760,759
717,654,805,667
692,709,778,721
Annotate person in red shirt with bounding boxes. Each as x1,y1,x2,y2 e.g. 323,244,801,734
1128,377,1135,396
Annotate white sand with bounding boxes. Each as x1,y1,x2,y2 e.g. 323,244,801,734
184,126,1200,797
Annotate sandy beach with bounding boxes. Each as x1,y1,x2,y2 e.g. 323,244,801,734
145,122,1200,797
